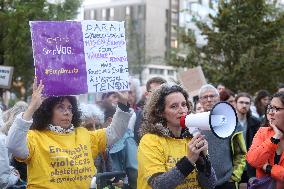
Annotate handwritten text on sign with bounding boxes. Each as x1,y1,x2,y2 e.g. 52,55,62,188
30,21,129,96
82,21,129,93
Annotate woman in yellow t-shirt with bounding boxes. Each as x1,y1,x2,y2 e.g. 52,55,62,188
137,84,217,189
6,79,133,189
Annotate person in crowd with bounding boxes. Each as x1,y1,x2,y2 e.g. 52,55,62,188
136,94,146,110
219,89,230,102
0,108,4,128
1,101,29,135
0,97,8,111
194,100,204,113
247,92,284,188
134,77,167,144
105,103,138,189
0,101,28,188
137,84,217,189
251,90,270,121
217,83,226,93
234,93,262,182
100,92,119,110
219,89,236,108
80,103,104,131
0,131,20,189
227,90,236,108
198,84,246,189
128,77,142,111
99,89,139,189
277,83,284,93
145,77,167,98
6,79,133,189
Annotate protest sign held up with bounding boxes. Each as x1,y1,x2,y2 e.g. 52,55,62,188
0,66,14,89
30,21,129,96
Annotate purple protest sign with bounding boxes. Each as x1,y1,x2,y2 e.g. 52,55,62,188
30,21,88,96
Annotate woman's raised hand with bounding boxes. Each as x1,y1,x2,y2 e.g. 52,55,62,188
187,133,208,163
270,122,283,139
23,78,44,121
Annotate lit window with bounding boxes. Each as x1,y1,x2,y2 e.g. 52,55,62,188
110,8,114,18
126,6,130,15
102,9,106,18
90,10,95,19
171,40,178,48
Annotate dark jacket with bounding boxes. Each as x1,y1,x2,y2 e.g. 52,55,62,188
245,115,262,178
133,109,143,145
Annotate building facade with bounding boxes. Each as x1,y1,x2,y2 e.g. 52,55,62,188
83,0,180,85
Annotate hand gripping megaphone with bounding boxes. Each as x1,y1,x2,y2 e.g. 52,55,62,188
90,171,126,189
180,102,237,139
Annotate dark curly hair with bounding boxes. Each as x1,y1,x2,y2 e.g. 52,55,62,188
30,96,81,130
143,84,191,126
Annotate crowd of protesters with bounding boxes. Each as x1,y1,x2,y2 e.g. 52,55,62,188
0,76,283,189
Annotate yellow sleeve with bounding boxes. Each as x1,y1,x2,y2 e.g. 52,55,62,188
89,129,107,159
138,134,167,179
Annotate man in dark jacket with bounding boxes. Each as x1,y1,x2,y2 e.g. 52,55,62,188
134,77,166,144
235,92,262,182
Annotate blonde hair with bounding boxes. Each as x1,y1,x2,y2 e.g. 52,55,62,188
0,101,28,135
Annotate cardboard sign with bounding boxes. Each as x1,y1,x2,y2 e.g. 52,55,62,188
0,66,14,89
178,66,207,97
30,21,129,96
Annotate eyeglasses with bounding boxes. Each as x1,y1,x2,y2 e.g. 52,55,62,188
266,105,284,113
56,105,73,114
200,94,218,101
237,101,250,105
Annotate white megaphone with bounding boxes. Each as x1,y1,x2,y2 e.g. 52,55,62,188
180,102,237,139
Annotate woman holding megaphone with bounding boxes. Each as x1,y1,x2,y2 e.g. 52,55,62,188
137,84,217,189
247,92,284,188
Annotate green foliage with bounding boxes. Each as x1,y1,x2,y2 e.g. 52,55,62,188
125,17,145,82
169,28,201,68
0,0,82,98
171,0,284,94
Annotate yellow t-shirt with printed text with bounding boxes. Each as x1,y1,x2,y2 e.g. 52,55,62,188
137,134,201,189
17,127,106,189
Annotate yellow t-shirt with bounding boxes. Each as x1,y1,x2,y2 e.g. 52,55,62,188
17,127,106,189
137,134,201,189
